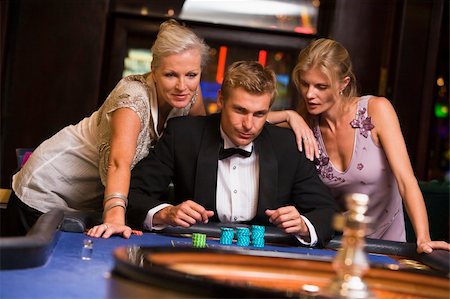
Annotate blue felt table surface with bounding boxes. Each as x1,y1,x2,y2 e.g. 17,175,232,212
0,231,398,299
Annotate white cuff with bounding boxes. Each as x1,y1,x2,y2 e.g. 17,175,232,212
295,215,318,246
144,203,173,231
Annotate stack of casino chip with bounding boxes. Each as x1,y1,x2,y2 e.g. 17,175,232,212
236,227,250,247
251,225,265,248
192,233,207,248
219,227,234,245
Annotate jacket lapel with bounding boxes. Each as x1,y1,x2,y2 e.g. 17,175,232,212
194,114,222,213
255,125,278,218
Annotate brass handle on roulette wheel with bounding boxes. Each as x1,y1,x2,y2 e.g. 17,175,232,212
326,193,375,299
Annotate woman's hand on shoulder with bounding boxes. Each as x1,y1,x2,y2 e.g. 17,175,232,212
86,223,143,239
288,110,318,161
267,110,318,161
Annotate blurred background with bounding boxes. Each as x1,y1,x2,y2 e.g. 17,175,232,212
1,0,448,189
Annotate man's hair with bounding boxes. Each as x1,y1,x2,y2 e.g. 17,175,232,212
221,61,277,106
151,19,210,70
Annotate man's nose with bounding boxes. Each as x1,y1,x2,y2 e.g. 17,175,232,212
242,114,253,129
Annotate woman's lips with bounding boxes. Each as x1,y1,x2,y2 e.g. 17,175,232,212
172,94,189,100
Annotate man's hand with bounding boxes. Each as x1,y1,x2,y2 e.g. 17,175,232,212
154,200,214,227
265,206,309,237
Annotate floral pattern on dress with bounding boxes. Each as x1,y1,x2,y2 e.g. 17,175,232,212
350,107,375,138
312,127,345,182
312,105,376,182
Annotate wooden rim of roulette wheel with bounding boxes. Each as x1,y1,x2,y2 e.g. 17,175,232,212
112,246,450,299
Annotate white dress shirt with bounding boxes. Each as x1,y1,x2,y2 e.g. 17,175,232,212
216,130,258,222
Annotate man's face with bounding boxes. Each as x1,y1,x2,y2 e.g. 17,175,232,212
217,87,271,146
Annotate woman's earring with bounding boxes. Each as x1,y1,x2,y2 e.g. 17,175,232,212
339,90,343,96
191,89,198,102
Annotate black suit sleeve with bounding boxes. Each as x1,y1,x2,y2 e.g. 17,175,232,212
291,154,338,247
267,126,338,247
126,120,177,229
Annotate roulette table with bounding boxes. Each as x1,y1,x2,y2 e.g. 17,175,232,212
0,209,448,298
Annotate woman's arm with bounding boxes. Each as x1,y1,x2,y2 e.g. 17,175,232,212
267,110,318,161
87,108,143,239
370,97,450,253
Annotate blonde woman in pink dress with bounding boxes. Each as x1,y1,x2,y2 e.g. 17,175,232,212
291,38,450,254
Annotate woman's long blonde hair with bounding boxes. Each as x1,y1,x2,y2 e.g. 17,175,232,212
292,38,358,120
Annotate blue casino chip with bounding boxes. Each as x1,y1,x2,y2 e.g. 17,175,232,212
220,227,234,245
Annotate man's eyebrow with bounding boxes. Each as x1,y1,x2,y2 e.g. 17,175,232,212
231,104,245,110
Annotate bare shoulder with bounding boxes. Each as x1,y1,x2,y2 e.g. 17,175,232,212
368,96,393,110
367,96,397,118
366,97,402,142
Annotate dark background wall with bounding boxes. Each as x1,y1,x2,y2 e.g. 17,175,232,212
0,0,446,188
1,0,110,187
328,0,446,181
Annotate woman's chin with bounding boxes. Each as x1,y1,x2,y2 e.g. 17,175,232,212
307,109,320,116
169,99,191,109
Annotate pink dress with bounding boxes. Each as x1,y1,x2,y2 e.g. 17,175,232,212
312,96,406,242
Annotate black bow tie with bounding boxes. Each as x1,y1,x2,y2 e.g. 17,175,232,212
219,146,253,160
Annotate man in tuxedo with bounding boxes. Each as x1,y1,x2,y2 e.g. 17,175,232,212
127,61,337,247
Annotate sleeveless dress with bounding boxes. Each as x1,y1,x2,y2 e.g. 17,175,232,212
312,96,406,241
12,73,194,213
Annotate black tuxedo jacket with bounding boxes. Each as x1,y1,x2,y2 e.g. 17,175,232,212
127,113,338,247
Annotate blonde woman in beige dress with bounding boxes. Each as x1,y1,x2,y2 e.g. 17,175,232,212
9,20,208,238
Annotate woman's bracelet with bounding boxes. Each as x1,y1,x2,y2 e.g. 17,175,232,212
103,200,126,215
104,192,128,207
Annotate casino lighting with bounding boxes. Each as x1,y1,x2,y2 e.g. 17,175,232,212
140,7,148,15
180,0,318,34
297,7,314,34
274,52,283,61
181,0,311,16
435,103,449,118
216,46,227,84
167,9,175,16
258,50,267,67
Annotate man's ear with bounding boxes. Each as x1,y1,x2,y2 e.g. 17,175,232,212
217,89,223,110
